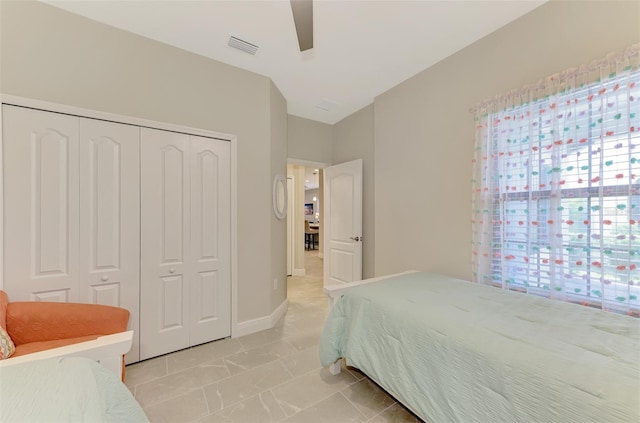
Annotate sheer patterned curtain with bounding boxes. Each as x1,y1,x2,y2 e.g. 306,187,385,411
472,44,640,315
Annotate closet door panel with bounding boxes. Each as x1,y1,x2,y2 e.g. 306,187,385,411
79,118,140,362
140,127,190,360
189,136,231,345
4,104,233,363
3,105,79,302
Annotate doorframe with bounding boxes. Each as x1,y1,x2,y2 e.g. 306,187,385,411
0,94,239,336
286,177,294,276
286,159,330,276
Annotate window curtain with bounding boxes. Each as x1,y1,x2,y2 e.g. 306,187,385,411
472,44,640,314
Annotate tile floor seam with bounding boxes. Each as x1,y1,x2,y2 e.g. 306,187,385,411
140,387,208,422
274,386,349,420
215,355,285,384
337,390,371,422
266,388,288,423
164,341,245,376
368,398,399,421
200,387,211,417
204,382,224,417
238,337,295,358
201,387,288,423
199,363,293,413
147,353,277,404
278,358,296,379
128,360,169,389
135,364,232,410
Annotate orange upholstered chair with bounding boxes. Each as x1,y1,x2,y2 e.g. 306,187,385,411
0,290,130,378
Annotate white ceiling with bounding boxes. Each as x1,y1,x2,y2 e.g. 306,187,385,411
305,166,320,190
42,0,546,124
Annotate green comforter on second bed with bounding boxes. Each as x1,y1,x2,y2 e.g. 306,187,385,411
0,356,149,422
319,272,640,423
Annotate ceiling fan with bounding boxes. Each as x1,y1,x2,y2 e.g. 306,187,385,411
290,0,313,51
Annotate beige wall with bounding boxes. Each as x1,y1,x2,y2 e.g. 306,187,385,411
0,1,287,323
270,81,288,311
333,104,375,278
287,115,333,164
373,0,640,280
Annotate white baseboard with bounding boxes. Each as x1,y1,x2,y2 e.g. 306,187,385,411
270,298,288,326
233,298,289,338
293,268,305,276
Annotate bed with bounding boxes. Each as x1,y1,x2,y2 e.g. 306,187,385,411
0,356,148,422
320,271,640,423
0,330,148,422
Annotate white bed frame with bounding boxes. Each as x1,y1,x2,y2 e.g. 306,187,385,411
323,270,418,375
0,330,133,378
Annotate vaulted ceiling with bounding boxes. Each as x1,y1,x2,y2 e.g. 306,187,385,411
42,0,547,124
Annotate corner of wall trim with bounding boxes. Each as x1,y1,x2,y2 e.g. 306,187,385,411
233,299,288,338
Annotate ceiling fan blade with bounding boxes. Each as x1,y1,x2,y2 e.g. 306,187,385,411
290,0,313,51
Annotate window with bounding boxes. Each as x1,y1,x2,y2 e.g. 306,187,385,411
472,46,640,315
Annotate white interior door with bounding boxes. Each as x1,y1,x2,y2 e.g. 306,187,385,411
140,127,190,360
323,159,363,286
189,135,231,346
79,118,140,362
3,105,80,302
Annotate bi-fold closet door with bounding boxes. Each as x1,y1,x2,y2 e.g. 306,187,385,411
2,105,141,361
2,104,232,363
140,128,231,360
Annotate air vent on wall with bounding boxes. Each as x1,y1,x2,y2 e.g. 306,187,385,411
228,35,259,55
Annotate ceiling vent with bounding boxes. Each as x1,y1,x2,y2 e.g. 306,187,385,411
315,99,338,112
228,35,259,55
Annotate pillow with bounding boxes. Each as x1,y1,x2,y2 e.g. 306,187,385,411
0,325,16,359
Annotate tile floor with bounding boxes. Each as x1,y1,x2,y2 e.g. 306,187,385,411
125,250,423,422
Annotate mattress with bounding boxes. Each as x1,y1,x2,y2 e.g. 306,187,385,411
319,272,640,422
0,356,148,422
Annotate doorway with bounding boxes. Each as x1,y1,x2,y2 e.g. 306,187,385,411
286,162,326,278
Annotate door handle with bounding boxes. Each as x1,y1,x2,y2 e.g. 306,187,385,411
349,236,363,242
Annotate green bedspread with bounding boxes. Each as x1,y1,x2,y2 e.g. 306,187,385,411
0,356,148,422
319,272,640,422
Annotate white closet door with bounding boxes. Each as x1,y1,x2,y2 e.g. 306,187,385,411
79,118,140,362
189,136,231,345
140,127,190,359
3,105,80,302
